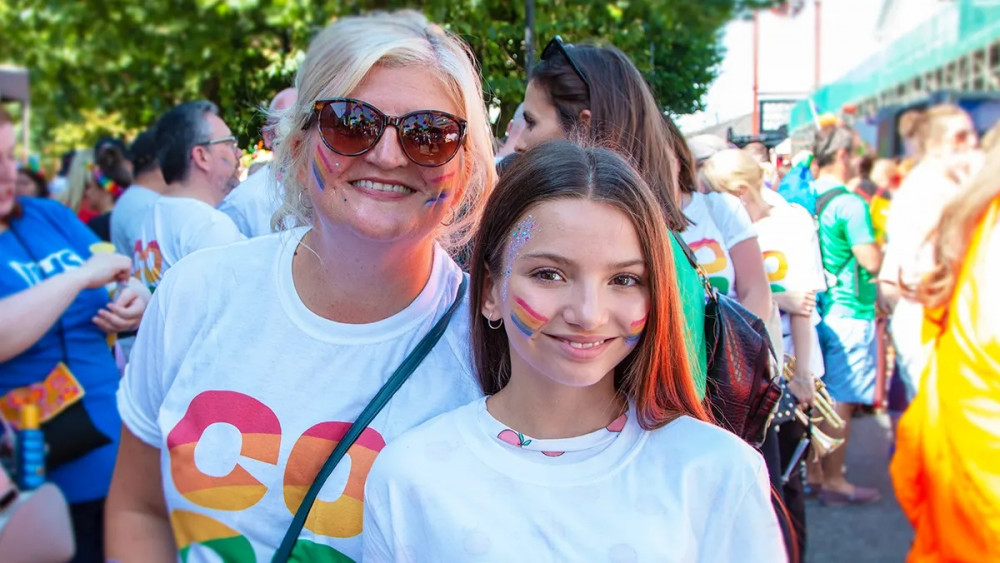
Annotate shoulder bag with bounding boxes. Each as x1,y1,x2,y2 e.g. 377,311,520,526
272,276,467,562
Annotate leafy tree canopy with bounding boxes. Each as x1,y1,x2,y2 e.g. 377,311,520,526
0,0,772,162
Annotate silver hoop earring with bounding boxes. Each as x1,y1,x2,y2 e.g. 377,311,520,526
487,315,504,330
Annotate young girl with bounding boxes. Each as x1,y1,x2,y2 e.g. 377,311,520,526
363,141,786,561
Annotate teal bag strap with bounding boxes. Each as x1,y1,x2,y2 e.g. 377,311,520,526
272,276,468,562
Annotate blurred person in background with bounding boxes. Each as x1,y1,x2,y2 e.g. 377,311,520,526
879,104,982,402
16,166,49,199
810,124,883,506
891,143,1000,562
219,87,297,237
867,158,900,245
84,138,134,242
132,100,245,292
110,128,167,257
701,148,826,561
59,149,94,222
493,102,524,164
0,105,149,563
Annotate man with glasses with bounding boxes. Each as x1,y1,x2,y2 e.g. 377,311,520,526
809,124,884,507
219,88,297,237
132,101,245,292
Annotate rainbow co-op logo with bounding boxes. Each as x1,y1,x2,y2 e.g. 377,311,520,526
689,238,730,294
166,391,385,562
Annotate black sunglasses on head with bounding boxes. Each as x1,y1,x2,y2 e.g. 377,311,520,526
303,98,468,167
541,36,592,98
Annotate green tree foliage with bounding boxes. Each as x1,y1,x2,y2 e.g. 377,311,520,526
0,0,772,159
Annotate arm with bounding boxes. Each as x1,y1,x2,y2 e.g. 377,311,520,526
773,290,816,316
852,242,883,274
730,238,773,321
786,314,815,408
105,426,175,562
92,278,152,334
0,252,132,362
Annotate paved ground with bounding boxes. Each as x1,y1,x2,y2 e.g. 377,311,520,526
805,413,914,563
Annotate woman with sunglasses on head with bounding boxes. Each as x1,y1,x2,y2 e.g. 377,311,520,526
364,141,786,561
106,11,495,562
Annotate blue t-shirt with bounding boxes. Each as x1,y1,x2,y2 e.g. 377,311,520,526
0,197,121,503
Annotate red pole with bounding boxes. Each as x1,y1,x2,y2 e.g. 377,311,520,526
752,11,760,135
814,0,822,89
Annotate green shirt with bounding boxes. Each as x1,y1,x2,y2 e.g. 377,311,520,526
814,178,877,320
670,234,708,397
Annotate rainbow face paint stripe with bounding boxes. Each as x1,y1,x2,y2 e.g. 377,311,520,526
510,296,548,337
315,145,337,175
430,171,456,184
625,316,647,346
424,191,448,207
311,162,325,191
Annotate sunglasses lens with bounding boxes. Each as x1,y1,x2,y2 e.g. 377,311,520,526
399,112,464,166
318,101,382,155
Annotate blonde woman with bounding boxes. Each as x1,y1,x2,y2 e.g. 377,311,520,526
106,10,495,561
891,144,1000,561
879,104,982,399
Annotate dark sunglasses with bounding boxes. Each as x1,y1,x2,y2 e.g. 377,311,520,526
541,36,592,98
304,98,468,167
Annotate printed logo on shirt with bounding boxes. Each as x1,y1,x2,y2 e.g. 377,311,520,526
166,390,385,561
132,239,163,289
762,250,788,293
688,238,730,294
8,248,84,287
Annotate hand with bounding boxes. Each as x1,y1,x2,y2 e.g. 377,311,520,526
774,290,817,316
73,252,132,290
92,285,147,334
787,368,815,409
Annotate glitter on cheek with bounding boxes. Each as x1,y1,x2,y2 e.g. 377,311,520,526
625,316,647,347
501,214,536,302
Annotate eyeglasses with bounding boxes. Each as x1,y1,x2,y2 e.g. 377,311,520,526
197,136,238,149
304,98,468,167
541,36,592,99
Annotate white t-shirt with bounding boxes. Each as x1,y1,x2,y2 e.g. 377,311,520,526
219,164,289,238
117,229,480,562
879,161,962,390
364,398,786,562
755,203,827,378
110,184,160,256
681,191,756,297
132,196,245,291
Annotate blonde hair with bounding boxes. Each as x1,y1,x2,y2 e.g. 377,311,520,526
270,10,496,253
699,148,763,197
58,149,95,213
898,104,969,157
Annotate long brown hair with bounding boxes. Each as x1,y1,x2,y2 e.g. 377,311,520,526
918,144,1000,310
0,106,23,221
470,141,709,429
529,43,688,231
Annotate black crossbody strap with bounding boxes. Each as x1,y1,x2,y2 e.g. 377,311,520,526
272,275,468,562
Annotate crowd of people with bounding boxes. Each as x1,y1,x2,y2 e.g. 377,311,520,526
0,8,998,563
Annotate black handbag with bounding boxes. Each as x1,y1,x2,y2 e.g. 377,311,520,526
672,232,782,448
